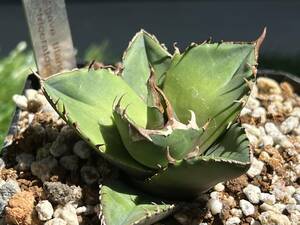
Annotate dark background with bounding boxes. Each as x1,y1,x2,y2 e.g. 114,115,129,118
0,0,300,74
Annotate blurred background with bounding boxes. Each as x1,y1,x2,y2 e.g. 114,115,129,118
1,0,300,143
0,0,300,73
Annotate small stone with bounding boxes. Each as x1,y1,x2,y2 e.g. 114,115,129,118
257,77,282,94
243,124,261,137
225,217,241,225
286,204,300,214
60,155,80,171
12,94,27,110
0,179,21,214
35,200,54,221
80,166,100,185
36,146,51,160
50,142,70,157
44,182,82,205
274,203,286,213
259,211,291,225
265,122,284,144
209,191,220,199
290,211,300,225
54,203,78,225
291,107,300,118
260,203,280,213
286,186,296,196
261,135,274,147
240,107,252,116
0,158,5,169
73,140,91,159
15,153,35,171
207,198,222,215
45,218,67,225
243,184,261,204
250,219,261,225
293,193,300,204
260,193,276,205
5,191,38,225
31,157,58,181
75,205,94,215
240,199,255,216
280,116,299,134
252,107,266,123
214,183,225,192
247,158,264,178
283,101,293,114
246,97,260,110
230,208,243,218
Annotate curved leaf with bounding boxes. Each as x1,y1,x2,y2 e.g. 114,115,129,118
100,181,176,225
135,124,250,199
122,30,172,100
113,106,203,169
42,68,153,177
163,42,257,153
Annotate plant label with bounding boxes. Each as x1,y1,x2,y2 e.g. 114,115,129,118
22,0,77,77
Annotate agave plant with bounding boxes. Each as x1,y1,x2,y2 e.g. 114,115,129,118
41,29,265,225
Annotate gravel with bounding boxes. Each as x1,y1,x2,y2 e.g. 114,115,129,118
1,75,299,225
35,200,54,221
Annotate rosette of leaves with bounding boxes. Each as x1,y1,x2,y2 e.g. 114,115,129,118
41,29,265,225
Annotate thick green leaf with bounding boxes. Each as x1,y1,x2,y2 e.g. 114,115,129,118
163,43,256,153
135,124,250,199
100,181,176,225
42,68,153,177
113,107,203,169
122,30,172,101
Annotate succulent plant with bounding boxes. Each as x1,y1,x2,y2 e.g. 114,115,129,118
41,29,265,225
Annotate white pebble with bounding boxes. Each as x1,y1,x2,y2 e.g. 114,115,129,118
252,107,266,123
210,191,220,199
261,135,274,147
225,217,241,225
260,193,276,205
230,208,243,218
240,199,255,216
265,122,284,143
25,89,38,100
214,183,225,192
259,211,291,225
54,203,78,225
45,218,67,225
291,107,300,118
280,116,299,134
293,193,300,204
286,186,296,196
207,198,223,215
247,157,264,178
76,205,94,215
12,94,27,110
274,203,286,213
283,101,293,114
246,97,260,110
240,107,252,116
35,200,54,221
243,184,261,204
243,124,261,137
260,203,280,213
